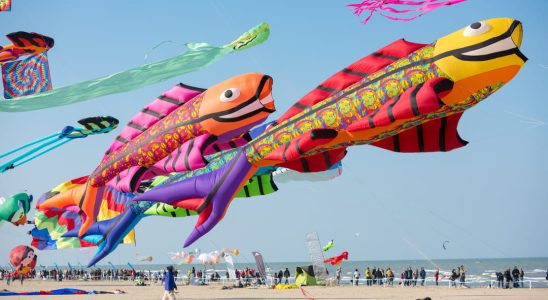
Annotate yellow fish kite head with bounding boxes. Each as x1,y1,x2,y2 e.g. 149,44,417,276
199,73,275,136
433,18,526,105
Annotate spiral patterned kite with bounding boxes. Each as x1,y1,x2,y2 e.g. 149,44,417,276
2,53,52,99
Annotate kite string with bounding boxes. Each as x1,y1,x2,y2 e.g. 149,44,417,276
143,40,186,64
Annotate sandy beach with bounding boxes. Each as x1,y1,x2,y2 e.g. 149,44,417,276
1,280,547,299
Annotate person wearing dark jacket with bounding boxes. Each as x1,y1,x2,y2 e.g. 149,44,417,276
283,268,290,284
163,266,177,300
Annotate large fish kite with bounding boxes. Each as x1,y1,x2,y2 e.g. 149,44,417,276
0,23,270,112
133,18,527,248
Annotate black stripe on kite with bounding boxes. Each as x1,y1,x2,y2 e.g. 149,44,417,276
127,122,147,132
372,52,400,61
439,117,447,151
182,139,193,171
316,85,339,94
243,185,250,197
417,124,424,152
410,83,424,116
300,158,310,172
295,139,305,156
387,95,400,123
116,136,129,144
393,134,401,152
322,151,331,168
177,83,206,92
281,143,290,162
293,103,309,109
341,68,369,77
163,153,172,172
141,108,165,119
257,176,264,195
158,95,180,105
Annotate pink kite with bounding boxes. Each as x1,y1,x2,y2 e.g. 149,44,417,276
348,0,466,24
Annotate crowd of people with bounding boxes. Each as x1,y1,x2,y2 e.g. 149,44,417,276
341,265,464,287
494,266,526,288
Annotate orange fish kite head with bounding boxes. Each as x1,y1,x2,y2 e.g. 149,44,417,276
198,73,275,137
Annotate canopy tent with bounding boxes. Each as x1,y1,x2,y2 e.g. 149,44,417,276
295,265,317,286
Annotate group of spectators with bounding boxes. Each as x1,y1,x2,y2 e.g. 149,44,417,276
341,265,465,287
495,266,525,288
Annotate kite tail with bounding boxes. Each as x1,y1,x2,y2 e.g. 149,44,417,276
133,150,256,247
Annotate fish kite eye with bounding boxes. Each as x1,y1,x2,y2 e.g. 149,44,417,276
220,88,241,102
463,21,490,37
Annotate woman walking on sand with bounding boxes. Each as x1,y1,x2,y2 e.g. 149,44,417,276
162,266,177,300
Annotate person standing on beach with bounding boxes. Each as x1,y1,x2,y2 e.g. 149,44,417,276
434,268,439,286
162,266,177,300
512,266,520,288
336,266,341,285
519,268,524,287
353,269,360,286
420,267,426,286
283,268,290,284
459,265,466,287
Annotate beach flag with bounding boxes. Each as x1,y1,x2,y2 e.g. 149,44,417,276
2,52,52,99
252,251,267,279
224,254,236,279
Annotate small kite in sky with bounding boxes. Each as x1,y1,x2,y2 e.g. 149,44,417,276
347,0,466,25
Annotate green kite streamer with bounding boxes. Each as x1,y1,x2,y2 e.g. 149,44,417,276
0,23,269,112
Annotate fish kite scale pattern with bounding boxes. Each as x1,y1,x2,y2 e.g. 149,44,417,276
2,53,52,99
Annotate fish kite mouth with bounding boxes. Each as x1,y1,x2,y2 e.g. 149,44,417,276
214,75,275,122
450,20,527,63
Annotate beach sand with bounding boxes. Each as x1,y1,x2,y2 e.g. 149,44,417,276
1,280,548,299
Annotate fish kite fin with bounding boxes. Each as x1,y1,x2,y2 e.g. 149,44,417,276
263,129,339,164
277,39,427,122
275,148,347,173
348,77,454,132
371,112,468,152
102,83,205,158
87,207,143,267
133,150,254,247
109,134,217,192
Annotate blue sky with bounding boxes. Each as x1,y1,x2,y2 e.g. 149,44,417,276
0,0,547,267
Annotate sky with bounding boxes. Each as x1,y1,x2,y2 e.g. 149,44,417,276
0,0,547,267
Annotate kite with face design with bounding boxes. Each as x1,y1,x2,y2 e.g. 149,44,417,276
134,18,527,249
38,73,276,237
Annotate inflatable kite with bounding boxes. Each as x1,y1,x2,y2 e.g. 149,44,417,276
0,116,118,173
347,0,466,24
31,176,136,250
0,289,125,296
2,52,53,99
323,240,335,252
0,32,54,64
8,245,37,277
133,18,527,247
0,193,32,226
38,72,275,246
0,23,270,112
324,251,348,266
136,254,153,262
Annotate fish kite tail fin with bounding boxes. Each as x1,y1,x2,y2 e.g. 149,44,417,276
133,150,255,247
86,204,146,267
